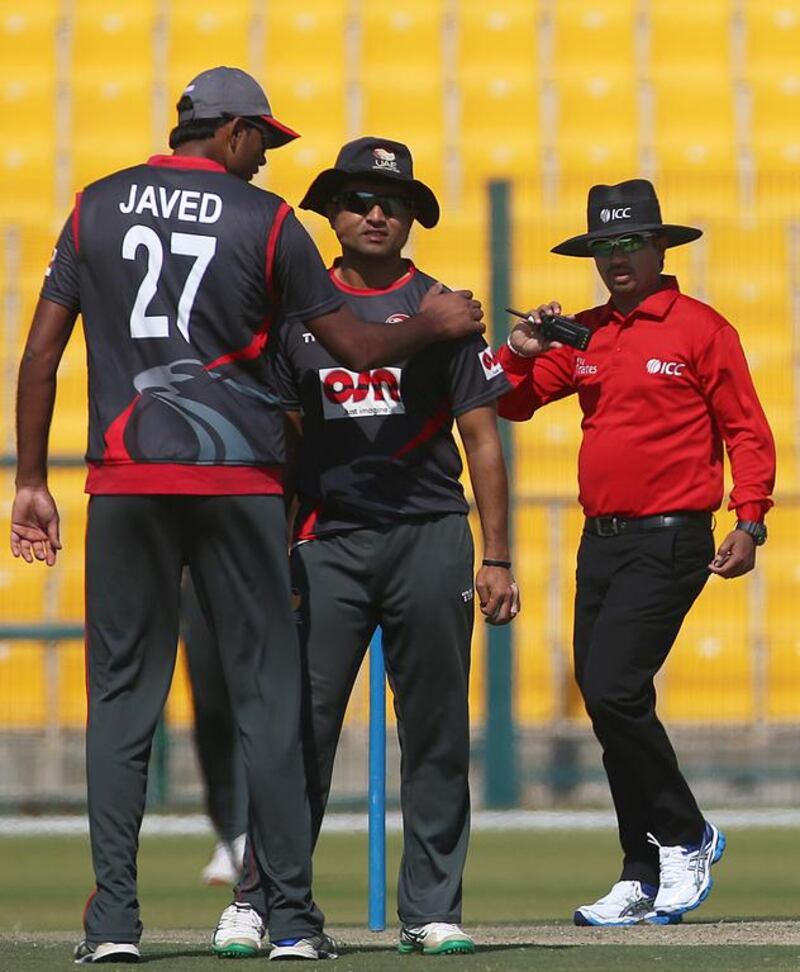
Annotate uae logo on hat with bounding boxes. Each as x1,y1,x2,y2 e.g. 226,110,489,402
372,146,399,172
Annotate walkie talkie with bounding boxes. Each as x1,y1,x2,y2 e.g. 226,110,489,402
505,307,592,351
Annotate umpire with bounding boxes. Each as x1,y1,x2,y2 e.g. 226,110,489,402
496,179,775,926
10,67,483,964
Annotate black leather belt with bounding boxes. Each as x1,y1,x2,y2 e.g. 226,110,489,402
584,512,713,537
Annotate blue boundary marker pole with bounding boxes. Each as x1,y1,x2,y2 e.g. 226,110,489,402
368,627,386,931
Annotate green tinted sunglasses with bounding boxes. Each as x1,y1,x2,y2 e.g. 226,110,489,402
588,233,654,256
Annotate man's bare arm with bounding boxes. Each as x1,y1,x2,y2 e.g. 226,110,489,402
457,404,519,625
305,284,483,371
11,297,77,565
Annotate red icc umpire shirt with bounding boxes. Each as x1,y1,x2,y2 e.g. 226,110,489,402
496,277,775,521
272,262,510,539
41,155,344,495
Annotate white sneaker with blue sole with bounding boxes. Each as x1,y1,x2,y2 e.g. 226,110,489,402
651,822,726,919
574,880,669,926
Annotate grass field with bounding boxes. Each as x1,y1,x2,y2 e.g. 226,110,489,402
1,827,798,970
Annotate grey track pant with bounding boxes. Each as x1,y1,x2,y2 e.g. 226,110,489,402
83,494,318,944
182,572,248,845
237,513,475,925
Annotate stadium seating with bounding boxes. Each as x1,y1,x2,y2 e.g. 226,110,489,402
1,0,799,746
743,0,800,77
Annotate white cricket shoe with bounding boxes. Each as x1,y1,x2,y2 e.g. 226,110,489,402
74,941,140,963
651,822,726,918
212,902,266,958
269,933,338,960
202,833,246,886
573,880,660,926
398,922,475,955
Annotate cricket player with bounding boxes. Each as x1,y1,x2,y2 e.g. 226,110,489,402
10,69,483,964
210,136,518,959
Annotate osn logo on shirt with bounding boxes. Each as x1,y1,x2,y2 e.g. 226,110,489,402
646,358,686,377
320,367,405,419
479,348,504,380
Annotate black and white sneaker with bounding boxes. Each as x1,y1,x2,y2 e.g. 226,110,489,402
74,940,140,964
269,933,339,961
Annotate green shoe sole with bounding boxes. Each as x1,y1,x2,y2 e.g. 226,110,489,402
424,941,476,955
398,940,476,956
212,943,259,959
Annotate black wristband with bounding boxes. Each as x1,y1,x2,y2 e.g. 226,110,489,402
482,558,511,569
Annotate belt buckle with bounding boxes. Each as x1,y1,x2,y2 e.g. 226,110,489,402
595,516,620,537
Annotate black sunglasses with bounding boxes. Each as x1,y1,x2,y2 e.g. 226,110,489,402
333,190,414,218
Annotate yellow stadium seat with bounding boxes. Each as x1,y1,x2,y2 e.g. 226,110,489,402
649,3,733,80
166,3,252,100
70,74,155,191
56,641,86,728
457,2,541,64
264,132,350,208
753,172,800,217
551,0,637,70
410,207,486,286
765,621,800,721
0,140,56,225
744,0,800,76
552,69,639,191
264,0,348,72
661,577,754,722
0,68,56,146
361,0,444,58
458,64,541,185
749,73,800,174
71,1,157,74
166,643,194,730
0,3,58,74
0,641,47,728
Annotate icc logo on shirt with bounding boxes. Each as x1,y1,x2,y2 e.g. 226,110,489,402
320,367,406,419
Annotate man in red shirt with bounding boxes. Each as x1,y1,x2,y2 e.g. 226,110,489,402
497,179,775,926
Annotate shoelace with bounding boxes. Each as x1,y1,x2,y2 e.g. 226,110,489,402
647,833,697,888
217,904,264,935
598,881,645,907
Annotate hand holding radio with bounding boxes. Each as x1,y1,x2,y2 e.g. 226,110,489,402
505,302,592,356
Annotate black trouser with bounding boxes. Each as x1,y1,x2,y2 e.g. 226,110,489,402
237,514,474,925
182,572,247,846
83,495,318,944
573,521,714,887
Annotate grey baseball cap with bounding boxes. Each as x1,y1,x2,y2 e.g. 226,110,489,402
177,66,299,148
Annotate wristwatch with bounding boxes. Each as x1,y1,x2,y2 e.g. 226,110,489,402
735,520,767,546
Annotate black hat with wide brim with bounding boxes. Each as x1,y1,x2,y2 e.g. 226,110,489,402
552,179,702,257
299,136,440,228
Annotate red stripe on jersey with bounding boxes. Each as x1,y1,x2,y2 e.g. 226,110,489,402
72,192,83,254
294,504,322,542
329,260,417,296
204,318,273,369
102,396,140,462
85,463,284,495
266,202,292,302
147,154,227,173
392,403,450,459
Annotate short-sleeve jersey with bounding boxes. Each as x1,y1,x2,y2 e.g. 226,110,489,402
41,154,343,495
272,261,510,539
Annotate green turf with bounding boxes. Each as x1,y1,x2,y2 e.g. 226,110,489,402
0,828,798,969
1,942,800,972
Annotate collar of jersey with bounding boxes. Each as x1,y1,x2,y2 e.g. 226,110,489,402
602,275,681,326
329,259,417,296
147,154,227,173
